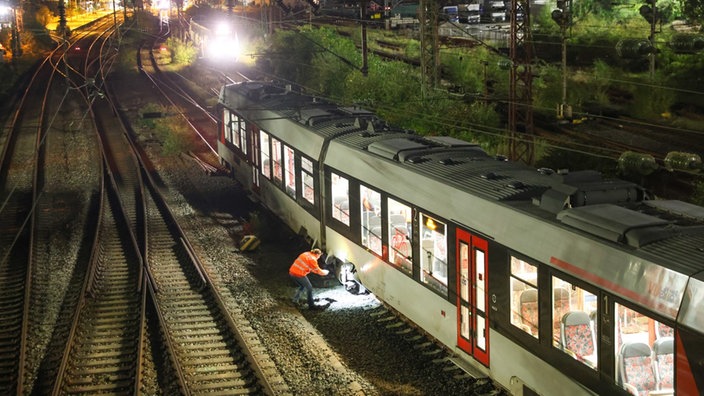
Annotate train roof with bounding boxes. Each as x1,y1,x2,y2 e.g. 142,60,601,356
220,82,704,326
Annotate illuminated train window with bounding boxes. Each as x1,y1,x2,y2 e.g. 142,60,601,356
238,117,247,155
387,198,413,275
224,109,238,148
260,131,271,179
331,173,349,226
301,157,315,205
510,257,538,338
552,277,598,370
284,145,295,198
271,138,283,185
360,185,382,256
420,213,447,294
614,303,674,395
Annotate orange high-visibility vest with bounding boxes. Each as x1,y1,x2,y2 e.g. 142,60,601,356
289,252,325,277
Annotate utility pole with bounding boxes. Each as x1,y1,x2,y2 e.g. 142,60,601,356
360,0,368,76
551,0,571,120
58,0,67,36
10,2,21,62
112,0,117,33
639,0,659,79
508,0,534,164
419,0,438,98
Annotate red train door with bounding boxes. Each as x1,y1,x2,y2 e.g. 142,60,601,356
456,228,490,367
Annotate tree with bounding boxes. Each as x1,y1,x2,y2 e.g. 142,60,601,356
35,5,53,28
682,0,704,22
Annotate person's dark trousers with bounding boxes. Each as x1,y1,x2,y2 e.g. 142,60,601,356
291,274,314,308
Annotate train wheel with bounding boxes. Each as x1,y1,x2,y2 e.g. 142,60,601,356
335,260,356,285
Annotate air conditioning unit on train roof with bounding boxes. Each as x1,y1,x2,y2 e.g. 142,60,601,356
535,170,648,214
367,138,428,161
426,135,479,148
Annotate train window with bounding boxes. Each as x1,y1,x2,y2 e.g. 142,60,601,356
552,277,598,370
260,131,271,179
387,198,412,274
284,145,295,198
231,112,241,149
614,303,674,395
224,109,237,147
301,157,315,205
509,256,538,338
238,118,247,155
420,213,447,294
331,172,349,226
271,137,282,186
360,185,382,256
251,127,259,188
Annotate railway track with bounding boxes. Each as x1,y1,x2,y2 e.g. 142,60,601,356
51,171,145,395
0,13,290,395
0,15,118,394
366,304,505,395
554,113,704,162
103,20,290,395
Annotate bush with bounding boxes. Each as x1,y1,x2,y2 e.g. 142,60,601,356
166,37,197,65
154,116,191,156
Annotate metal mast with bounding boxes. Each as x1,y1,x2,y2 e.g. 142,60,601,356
508,0,534,164
419,0,439,98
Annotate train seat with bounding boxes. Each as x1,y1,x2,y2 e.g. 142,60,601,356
390,214,406,228
519,289,538,336
653,337,674,390
362,211,374,228
393,240,412,272
340,200,350,223
553,287,571,334
655,322,674,338
369,215,381,230
618,342,657,396
560,311,595,364
391,225,412,271
370,226,382,254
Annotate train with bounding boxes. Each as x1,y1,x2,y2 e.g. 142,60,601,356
216,80,704,396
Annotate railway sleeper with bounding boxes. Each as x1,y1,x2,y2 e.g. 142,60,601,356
72,356,133,367
374,302,504,393
188,361,246,371
191,371,253,382
369,307,389,317
170,325,221,334
76,339,131,349
169,314,219,323
64,382,133,393
184,358,245,368
179,340,230,350
190,378,255,391
385,321,404,329
74,349,133,360
183,348,233,358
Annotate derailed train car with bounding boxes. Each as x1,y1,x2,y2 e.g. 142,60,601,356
217,81,704,396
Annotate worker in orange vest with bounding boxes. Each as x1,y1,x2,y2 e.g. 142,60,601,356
289,248,330,310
